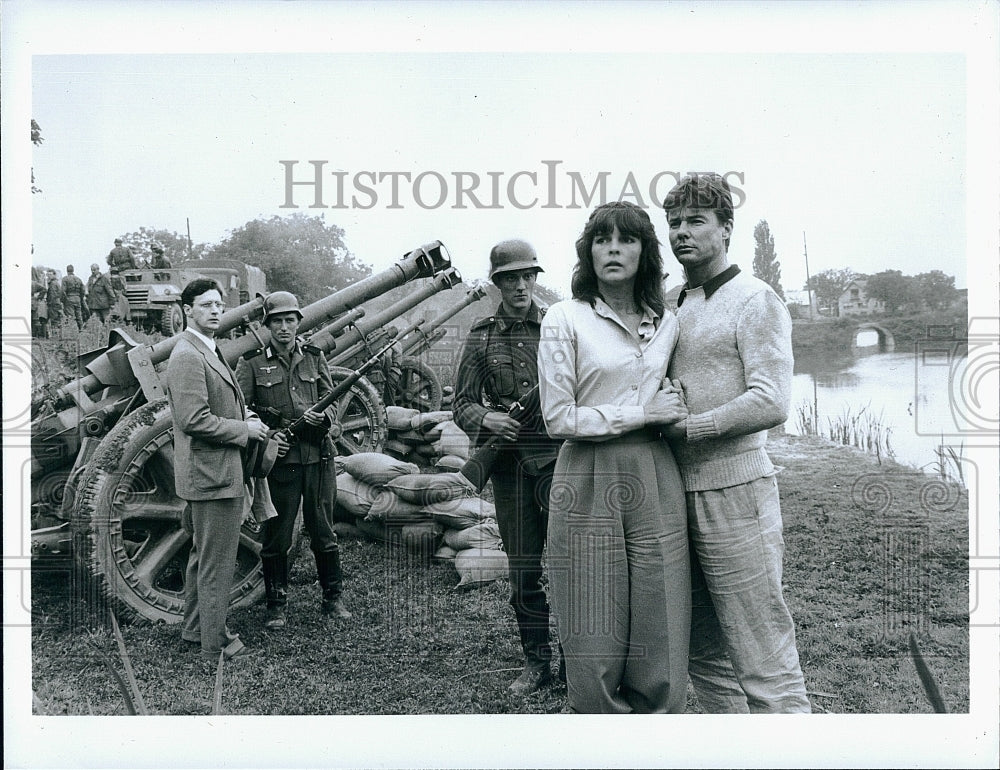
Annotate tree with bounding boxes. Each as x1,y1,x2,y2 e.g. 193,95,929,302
805,267,859,316
119,226,208,265
913,270,957,311
208,213,371,303
31,119,43,194
865,269,919,314
752,220,785,300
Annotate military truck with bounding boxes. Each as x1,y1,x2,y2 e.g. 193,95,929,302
118,258,267,336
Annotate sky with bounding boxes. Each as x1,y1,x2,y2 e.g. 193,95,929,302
4,2,999,769
21,20,977,298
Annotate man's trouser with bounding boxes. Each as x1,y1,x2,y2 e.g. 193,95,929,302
687,475,811,713
490,450,554,666
182,496,244,656
65,298,84,329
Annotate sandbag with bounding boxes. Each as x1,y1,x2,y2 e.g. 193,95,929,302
433,544,458,562
412,443,440,458
400,521,445,556
382,439,413,459
410,410,454,434
434,454,466,472
393,429,427,445
384,471,474,506
425,495,495,530
387,406,420,431
355,516,390,543
340,452,420,486
443,518,503,551
434,421,471,460
366,489,432,524
454,548,509,588
335,472,379,516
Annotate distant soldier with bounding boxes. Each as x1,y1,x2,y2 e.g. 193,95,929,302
107,238,137,272
62,265,87,330
32,281,49,338
87,263,116,323
46,271,64,335
150,243,172,269
108,268,130,321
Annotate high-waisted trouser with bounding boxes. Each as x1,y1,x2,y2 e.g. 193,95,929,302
547,432,690,713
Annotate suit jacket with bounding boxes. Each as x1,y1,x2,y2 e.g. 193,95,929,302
166,330,250,501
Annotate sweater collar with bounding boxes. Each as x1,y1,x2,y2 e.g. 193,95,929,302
677,264,741,307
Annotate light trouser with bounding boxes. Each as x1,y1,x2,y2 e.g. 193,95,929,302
548,432,690,713
182,496,245,656
687,475,811,713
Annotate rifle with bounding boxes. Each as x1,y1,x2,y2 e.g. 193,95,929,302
244,331,401,478
459,384,541,492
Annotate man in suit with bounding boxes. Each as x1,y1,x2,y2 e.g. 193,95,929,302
166,278,270,661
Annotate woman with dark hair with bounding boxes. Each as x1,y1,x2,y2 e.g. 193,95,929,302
538,201,690,713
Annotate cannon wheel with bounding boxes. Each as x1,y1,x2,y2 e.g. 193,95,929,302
328,366,387,456
397,356,443,412
74,398,265,624
160,303,185,336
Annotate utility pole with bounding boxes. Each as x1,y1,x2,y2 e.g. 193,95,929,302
803,230,814,319
186,217,193,259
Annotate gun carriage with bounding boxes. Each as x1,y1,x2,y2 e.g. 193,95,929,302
30,242,454,622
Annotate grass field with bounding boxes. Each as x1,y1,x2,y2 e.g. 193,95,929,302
29,432,969,716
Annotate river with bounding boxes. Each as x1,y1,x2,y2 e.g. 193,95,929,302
786,345,978,481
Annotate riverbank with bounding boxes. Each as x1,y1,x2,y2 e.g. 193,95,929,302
791,309,968,362
30,434,968,715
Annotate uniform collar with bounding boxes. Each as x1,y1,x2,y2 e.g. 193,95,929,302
265,339,301,362
677,264,741,307
493,302,542,332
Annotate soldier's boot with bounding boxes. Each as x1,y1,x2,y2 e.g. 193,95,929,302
261,555,288,630
317,549,352,619
508,620,552,695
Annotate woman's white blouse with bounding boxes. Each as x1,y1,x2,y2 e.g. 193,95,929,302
538,297,678,442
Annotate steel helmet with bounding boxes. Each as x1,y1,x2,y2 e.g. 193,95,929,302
488,239,544,280
263,290,303,324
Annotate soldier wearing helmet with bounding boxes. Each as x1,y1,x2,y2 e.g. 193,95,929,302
150,242,172,269
107,237,137,272
452,239,563,695
236,290,352,628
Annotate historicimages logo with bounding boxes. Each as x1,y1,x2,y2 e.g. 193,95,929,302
914,318,999,437
278,161,747,212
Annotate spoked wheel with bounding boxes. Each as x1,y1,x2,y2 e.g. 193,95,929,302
396,356,442,412
74,398,264,623
328,366,387,456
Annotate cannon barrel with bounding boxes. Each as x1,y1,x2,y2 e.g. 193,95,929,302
48,241,449,409
305,266,462,356
403,326,447,358
33,242,450,479
399,284,487,357
218,241,450,364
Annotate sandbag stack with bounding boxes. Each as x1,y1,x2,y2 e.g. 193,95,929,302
331,451,508,588
382,406,471,472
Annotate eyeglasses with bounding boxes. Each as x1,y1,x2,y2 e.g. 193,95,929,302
195,301,227,311
495,271,538,288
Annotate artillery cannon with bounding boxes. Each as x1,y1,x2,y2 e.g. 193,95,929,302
394,285,488,410
31,242,451,623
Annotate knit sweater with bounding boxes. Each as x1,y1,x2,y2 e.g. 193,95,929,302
666,268,793,490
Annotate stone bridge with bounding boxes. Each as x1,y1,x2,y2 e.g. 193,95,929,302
853,322,895,352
